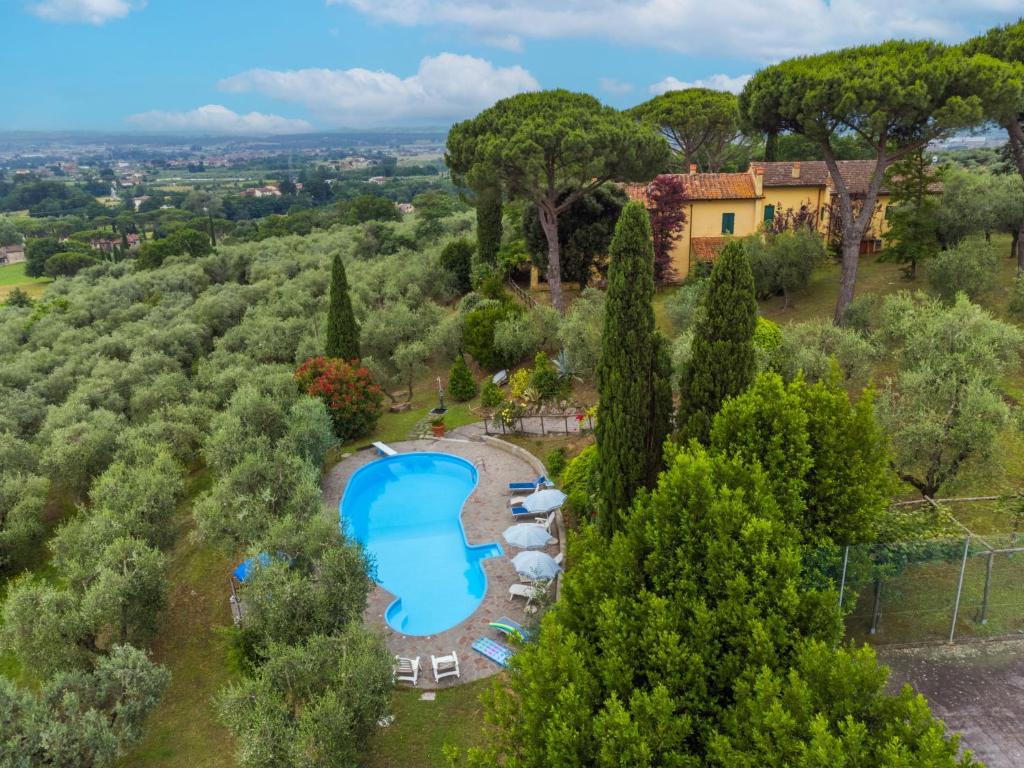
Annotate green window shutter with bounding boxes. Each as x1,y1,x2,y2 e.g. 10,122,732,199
763,204,775,223
721,212,735,234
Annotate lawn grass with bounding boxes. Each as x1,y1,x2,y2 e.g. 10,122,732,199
364,678,493,768
0,262,50,300
118,469,240,768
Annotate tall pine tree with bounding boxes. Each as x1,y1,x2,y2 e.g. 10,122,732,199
596,202,670,535
677,240,757,443
325,251,360,360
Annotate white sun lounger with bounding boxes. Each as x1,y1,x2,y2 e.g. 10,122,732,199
373,441,398,457
431,651,460,682
394,655,420,686
508,582,549,602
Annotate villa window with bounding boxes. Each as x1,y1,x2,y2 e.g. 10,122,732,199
721,212,735,235
763,204,775,223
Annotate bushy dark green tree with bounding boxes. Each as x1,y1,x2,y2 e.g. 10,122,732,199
476,183,503,265
440,238,474,295
880,150,942,279
523,185,627,287
677,240,757,443
595,202,668,534
325,251,360,361
448,355,478,402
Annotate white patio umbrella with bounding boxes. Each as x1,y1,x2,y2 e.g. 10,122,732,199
511,550,561,580
521,488,567,514
503,523,555,549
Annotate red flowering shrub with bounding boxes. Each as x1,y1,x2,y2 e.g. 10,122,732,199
294,356,384,441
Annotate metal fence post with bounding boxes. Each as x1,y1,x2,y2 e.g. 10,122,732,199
949,536,972,643
979,551,995,625
838,545,850,608
869,579,883,635
540,415,545,435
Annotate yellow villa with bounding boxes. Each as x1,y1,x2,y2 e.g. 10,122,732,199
625,160,896,281
529,160,898,288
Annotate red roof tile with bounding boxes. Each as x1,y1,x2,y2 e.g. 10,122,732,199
692,237,729,261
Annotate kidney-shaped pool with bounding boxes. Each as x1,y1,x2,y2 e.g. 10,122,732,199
340,452,502,636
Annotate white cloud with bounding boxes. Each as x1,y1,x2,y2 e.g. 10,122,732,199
330,0,1016,60
125,105,312,135
480,34,523,52
219,53,539,126
600,78,634,95
27,0,144,24
649,73,752,96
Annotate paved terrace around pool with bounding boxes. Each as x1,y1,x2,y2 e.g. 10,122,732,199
322,433,563,689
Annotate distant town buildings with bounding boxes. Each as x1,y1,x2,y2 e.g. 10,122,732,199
90,234,140,253
367,176,387,185
241,185,282,198
396,202,415,215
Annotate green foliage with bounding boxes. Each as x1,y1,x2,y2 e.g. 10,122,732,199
440,238,475,296
462,300,523,370
0,471,47,571
741,39,1016,321
0,644,170,767
631,87,743,171
743,230,824,306
528,351,566,402
880,150,942,277
876,292,1022,497
595,202,670,533
710,372,894,545
475,183,503,265
480,379,503,408
708,640,976,767
219,628,392,768
545,448,567,480
3,286,33,308
448,355,478,402
925,237,1000,303
677,240,757,443
523,185,627,287
136,228,213,269
447,89,669,309
476,445,844,766
412,190,456,242
338,194,401,225
664,276,708,333
325,251,360,360
1009,274,1024,321
295,356,383,443
560,444,597,523
773,319,878,388
557,287,604,380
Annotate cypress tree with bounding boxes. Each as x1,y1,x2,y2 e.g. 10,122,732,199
677,240,757,443
646,333,674,488
596,202,661,535
325,251,360,360
476,183,503,265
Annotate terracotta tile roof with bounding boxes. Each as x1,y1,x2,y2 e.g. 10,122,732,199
750,160,930,197
621,172,756,203
691,237,728,261
622,183,650,204
676,173,757,200
750,161,831,188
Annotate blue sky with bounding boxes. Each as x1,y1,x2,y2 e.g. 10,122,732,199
1,0,1019,133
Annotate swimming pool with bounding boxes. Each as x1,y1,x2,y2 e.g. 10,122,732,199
340,452,503,636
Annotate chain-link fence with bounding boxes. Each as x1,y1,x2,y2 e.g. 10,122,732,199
827,533,1024,645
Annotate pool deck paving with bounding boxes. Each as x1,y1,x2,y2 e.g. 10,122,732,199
322,434,560,689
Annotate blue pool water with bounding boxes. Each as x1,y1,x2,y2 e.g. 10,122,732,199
340,452,503,636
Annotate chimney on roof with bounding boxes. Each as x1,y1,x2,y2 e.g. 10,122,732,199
792,161,801,179
753,166,764,197
689,163,697,175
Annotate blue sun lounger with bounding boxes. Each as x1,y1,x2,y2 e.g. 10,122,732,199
507,475,553,492
473,637,515,668
489,616,530,642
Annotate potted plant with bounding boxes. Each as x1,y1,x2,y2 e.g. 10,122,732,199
430,414,446,437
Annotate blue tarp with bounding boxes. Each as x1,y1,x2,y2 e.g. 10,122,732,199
233,552,272,583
